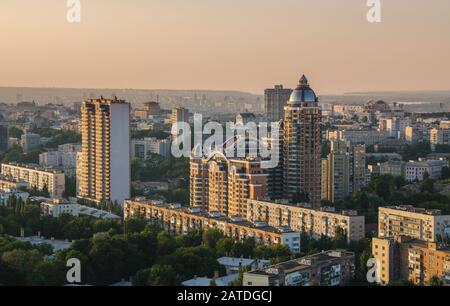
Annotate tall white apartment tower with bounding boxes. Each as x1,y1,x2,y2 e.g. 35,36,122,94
78,97,130,206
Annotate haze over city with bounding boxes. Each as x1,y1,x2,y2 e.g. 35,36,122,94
1,0,450,94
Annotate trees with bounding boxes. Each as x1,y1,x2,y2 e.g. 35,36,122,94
429,276,444,286
202,228,224,249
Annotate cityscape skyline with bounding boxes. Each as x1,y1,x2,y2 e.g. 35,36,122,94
1,0,450,94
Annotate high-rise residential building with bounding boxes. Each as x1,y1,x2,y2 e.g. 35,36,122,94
283,75,322,208
189,156,209,210
321,140,350,203
378,206,450,242
0,125,8,151
264,85,292,123
261,122,284,200
189,153,267,217
171,107,189,136
350,144,367,193
78,98,130,205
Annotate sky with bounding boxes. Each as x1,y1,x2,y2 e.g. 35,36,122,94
0,0,449,94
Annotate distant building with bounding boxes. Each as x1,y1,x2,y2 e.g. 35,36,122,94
21,133,41,152
243,250,355,286
131,137,171,159
430,128,450,150
328,129,389,146
235,113,256,125
321,140,350,203
134,101,161,119
264,85,292,123
405,159,448,182
380,160,406,177
39,150,79,177
171,107,189,136
0,190,29,206
405,125,430,143
0,125,8,151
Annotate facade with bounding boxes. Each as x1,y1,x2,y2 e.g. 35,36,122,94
405,125,430,143
351,144,367,193
0,163,65,197
372,236,450,285
321,140,350,203
124,199,301,253
378,206,450,242
39,150,79,177
21,133,41,152
430,128,450,150
0,175,28,191
243,250,355,286
78,98,131,205
405,159,448,182
134,101,161,119
131,137,171,159
264,85,292,123
189,153,268,218
379,160,405,178
171,107,189,136
247,199,364,243
329,129,389,146
283,75,322,209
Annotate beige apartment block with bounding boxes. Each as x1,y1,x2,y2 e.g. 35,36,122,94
372,236,450,285
1,163,65,198
378,206,450,242
247,199,365,243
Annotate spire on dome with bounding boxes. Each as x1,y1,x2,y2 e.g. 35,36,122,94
299,74,308,86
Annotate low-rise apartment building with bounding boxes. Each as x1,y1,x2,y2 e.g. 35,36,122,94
1,163,65,198
124,199,301,253
247,199,365,243
378,206,450,242
372,236,450,285
243,250,355,286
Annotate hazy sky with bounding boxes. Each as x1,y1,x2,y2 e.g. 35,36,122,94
1,0,450,94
